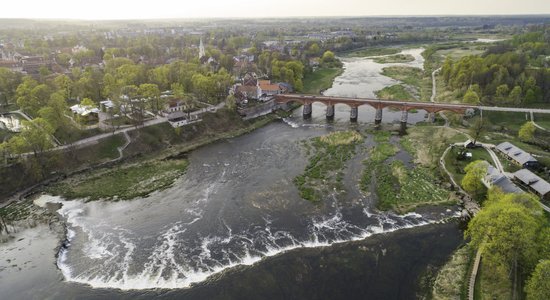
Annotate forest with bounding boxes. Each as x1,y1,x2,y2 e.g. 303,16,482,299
441,26,550,106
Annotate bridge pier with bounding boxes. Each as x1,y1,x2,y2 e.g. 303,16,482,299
400,109,408,131
326,105,335,120
350,107,358,122
374,108,383,125
428,112,436,123
303,103,312,119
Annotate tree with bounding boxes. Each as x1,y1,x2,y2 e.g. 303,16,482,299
38,92,69,132
308,43,320,56
138,83,161,112
496,84,510,99
461,160,488,197
8,118,55,157
526,260,550,300
321,50,336,63
518,122,536,142
468,117,487,145
509,86,522,104
80,97,95,107
466,192,546,298
463,88,480,104
0,68,22,106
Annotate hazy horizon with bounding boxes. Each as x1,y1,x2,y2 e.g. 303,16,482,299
1,0,549,20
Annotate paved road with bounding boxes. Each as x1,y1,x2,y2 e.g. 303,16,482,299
18,101,226,156
430,68,441,103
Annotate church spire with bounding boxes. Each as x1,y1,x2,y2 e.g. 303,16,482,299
199,38,205,59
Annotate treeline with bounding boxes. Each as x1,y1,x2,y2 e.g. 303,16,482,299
441,27,550,106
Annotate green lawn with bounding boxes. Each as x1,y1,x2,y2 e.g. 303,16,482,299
443,146,493,185
302,68,343,94
533,113,550,130
55,126,103,145
484,111,530,132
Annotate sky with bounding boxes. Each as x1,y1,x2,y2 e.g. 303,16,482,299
1,0,550,20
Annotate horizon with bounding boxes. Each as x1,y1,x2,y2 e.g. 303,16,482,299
1,13,550,22
1,0,549,20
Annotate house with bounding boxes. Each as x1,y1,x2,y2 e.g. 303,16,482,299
495,142,538,168
235,85,258,101
513,169,550,200
463,139,480,148
70,104,99,121
166,110,201,128
483,165,523,194
20,56,49,75
257,80,283,98
164,99,188,114
100,100,115,113
242,73,258,86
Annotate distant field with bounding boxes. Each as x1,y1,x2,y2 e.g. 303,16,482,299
372,54,415,64
342,47,400,58
436,47,485,60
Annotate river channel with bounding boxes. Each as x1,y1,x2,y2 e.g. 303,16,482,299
0,48,464,299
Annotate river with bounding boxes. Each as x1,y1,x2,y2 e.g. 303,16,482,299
0,48,464,299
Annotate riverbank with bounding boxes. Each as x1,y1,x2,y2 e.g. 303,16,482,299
302,67,344,95
37,109,279,202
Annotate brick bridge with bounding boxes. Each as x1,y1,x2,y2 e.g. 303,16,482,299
274,94,477,124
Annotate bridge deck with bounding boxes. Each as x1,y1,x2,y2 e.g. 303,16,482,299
275,94,550,114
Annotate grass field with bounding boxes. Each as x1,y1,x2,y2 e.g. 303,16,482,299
443,146,494,184
302,68,344,94
47,158,188,201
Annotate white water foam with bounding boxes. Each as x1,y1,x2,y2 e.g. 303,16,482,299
37,193,459,291
282,117,300,128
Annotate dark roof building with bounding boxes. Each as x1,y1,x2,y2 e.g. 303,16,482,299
495,142,538,168
513,169,550,200
483,165,522,194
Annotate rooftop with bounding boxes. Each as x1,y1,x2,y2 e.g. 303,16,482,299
485,165,522,194
495,142,537,165
513,169,550,197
